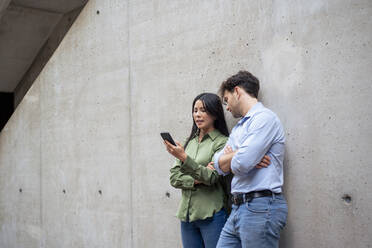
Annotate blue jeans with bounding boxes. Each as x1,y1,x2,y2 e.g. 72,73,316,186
181,208,227,248
217,194,288,248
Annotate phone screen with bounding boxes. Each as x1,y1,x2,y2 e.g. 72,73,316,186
160,132,176,146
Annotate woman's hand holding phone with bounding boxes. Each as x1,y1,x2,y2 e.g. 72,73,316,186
163,140,187,162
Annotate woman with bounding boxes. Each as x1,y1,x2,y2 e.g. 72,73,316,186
163,93,229,248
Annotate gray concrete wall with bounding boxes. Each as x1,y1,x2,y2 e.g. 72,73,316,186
0,0,371,247
14,6,84,108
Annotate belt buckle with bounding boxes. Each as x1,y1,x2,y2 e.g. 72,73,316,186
232,195,241,205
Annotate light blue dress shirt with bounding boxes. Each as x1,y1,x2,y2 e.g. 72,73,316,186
214,102,285,194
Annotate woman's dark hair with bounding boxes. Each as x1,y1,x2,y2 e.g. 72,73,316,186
184,93,229,149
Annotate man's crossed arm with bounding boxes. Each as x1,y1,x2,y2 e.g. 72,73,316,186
217,145,271,174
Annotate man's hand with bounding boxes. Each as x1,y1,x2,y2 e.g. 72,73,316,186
255,155,271,169
224,145,236,155
164,140,187,162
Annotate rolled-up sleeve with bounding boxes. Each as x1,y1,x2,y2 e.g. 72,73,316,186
170,159,195,189
181,136,228,184
231,113,280,176
180,156,220,185
213,139,232,176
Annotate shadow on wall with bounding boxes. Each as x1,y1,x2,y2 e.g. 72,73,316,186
0,92,14,132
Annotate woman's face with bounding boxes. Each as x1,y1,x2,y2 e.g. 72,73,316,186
193,100,215,132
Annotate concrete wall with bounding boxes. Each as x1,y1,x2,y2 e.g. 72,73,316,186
0,0,371,247
14,6,84,108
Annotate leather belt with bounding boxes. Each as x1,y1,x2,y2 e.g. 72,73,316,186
231,190,281,205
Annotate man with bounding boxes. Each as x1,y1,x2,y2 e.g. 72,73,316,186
214,71,288,248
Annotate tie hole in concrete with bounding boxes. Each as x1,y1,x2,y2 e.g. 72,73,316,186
342,194,352,204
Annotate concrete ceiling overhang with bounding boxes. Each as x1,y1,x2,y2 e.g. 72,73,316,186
0,0,87,93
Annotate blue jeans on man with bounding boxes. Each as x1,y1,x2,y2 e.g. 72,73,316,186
217,194,288,248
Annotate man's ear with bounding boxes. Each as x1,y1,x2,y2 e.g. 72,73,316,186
234,86,241,99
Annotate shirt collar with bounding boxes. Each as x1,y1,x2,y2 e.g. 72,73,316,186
206,129,220,141
193,129,220,141
245,102,263,118
238,102,264,125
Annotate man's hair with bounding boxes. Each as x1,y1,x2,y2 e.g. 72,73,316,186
219,70,260,98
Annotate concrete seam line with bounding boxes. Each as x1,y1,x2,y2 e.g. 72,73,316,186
127,0,134,247
39,74,43,248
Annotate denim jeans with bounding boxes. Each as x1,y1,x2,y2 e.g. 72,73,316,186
217,194,288,248
181,208,227,248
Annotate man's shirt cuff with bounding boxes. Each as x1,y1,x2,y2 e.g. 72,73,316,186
213,151,229,176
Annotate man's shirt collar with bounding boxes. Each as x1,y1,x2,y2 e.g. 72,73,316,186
237,102,264,125
245,102,263,118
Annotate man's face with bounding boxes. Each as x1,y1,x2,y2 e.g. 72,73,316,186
223,90,241,118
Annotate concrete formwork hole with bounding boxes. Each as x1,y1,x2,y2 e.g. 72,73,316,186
342,194,352,204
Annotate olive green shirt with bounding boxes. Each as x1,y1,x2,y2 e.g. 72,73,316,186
169,129,228,222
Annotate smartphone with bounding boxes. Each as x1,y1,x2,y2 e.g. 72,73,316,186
160,132,176,146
